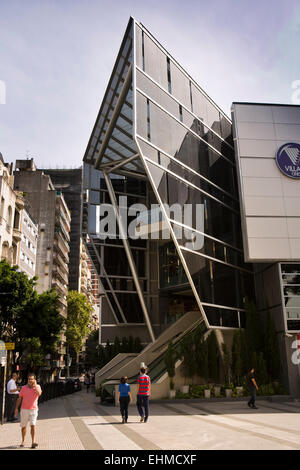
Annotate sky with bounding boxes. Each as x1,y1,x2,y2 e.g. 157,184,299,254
0,0,300,169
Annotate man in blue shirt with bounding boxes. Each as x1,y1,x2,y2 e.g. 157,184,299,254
118,376,132,423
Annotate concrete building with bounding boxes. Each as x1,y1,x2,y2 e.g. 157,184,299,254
41,168,83,291
14,159,71,364
19,206,38,278
0,154,24,265
232,102,300,395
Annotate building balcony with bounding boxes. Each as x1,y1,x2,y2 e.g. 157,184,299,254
12,227,22,243
52,251,69,274
52,264,69,284
53,234,69,263
15,192,25,210
52,276,67,296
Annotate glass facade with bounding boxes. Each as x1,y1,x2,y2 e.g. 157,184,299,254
280,264,300,331
82,18,255,342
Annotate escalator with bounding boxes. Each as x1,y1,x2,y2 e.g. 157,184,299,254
97,310,208,402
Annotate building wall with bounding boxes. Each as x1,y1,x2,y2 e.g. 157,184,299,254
19,208,38,278
42,169,83,291
0,159,22,265
232,103,300,262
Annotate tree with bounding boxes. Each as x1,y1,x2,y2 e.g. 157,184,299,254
164,340,177,390
66,291,93,365
264,311,281,381
180,333,196,383
0,259,36,340
17,289,64,356
112,336,121,357
20,338,46,372
222,343,232,386
244,300,263,364
134,336,143,353
231,329,243,386
207,332,219,382
195,337,209,382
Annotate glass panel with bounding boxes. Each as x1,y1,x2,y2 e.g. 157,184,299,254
169,61,191,109
190,83,208,124
284,297,300,308
181,250,213,304
284,285,300,296
142,159,169,204
136,92,148,139
136,69,179,119
135,24,144,69
286,308,300,319
159,242,188,288
143,33,168,90
213,261,242,308
136,96,236,192
287,320,300,331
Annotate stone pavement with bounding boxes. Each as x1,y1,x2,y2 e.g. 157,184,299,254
1,390,300,450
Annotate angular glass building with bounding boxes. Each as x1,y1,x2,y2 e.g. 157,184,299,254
82,17,255,347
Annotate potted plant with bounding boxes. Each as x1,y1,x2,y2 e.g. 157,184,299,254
164,340,177,399
169,379,176,398
225,387,232,398
204,387,211,399
214,385,221,397
236,386,244,396
179,334,195,395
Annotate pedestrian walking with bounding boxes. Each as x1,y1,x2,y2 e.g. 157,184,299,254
136,366,151,423
14,373,42,449
247,368,259,409
6,372,20,422
118,376,132,423
84,373,90,393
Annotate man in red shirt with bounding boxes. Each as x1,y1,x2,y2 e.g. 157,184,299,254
15,373,42,449
137,367,151,423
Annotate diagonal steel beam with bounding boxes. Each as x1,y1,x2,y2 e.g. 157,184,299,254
103,170,155,342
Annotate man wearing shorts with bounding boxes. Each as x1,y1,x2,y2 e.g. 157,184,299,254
15,373,42,448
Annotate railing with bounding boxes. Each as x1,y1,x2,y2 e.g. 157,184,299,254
38,380,81,404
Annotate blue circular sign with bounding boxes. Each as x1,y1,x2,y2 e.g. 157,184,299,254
276,143,300,179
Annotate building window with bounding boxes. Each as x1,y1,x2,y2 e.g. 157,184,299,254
142,30,145,71
146,98,151,141
167,57,172,94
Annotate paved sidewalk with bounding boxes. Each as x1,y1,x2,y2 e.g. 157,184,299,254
1,390,300,450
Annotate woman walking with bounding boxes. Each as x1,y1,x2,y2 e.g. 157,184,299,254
118,376,132,423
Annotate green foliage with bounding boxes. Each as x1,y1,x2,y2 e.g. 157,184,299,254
0,259,37,339
207,332,219,381
195,335,209,381
263,311,281,381
164,340,177,386
20,338,46,369
17,289,64,355
231,329,244,386
222,343,232,386
179,333,196,381
66,290,93,354
112,336,121,356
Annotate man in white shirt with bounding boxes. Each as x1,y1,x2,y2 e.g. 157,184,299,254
6,372,20,422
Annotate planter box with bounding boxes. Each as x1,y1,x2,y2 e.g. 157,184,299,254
169,390,176,399
180,385,189,394
225,389,232,398
204,389,211,399
214,386,221,397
